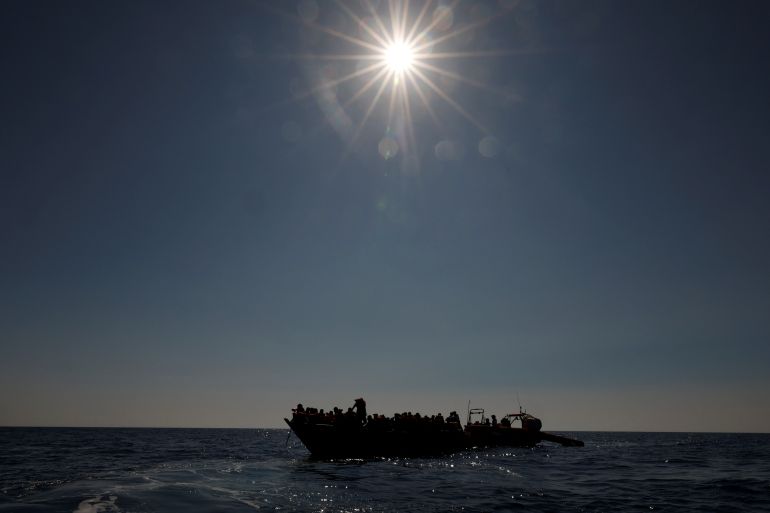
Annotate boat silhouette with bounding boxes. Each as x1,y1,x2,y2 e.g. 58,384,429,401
285,400,583,458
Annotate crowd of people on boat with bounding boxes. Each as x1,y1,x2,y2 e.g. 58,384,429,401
291,399,464,433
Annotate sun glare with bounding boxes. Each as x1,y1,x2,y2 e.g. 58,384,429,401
384,42,414,74
285,1,519,165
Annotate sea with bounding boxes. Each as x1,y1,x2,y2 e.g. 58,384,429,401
1,428,769,512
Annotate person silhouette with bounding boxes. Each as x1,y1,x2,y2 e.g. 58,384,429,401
353,398,367,425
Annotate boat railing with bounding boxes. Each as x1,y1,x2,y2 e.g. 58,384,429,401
466,407,486,426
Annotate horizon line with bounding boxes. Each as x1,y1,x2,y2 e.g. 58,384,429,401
2,425,769,435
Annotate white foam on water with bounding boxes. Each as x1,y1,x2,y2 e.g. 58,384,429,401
73,494,120,513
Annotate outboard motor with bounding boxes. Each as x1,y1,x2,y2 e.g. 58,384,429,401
522,415,542,432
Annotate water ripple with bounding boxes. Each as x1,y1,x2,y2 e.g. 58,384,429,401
1,429,769,512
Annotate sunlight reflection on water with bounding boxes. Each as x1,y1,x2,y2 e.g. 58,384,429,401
2,430,770,512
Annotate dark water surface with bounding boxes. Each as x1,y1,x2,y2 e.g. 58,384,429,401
1,428,769,512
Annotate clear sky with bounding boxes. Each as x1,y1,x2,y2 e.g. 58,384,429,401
2,0,769,432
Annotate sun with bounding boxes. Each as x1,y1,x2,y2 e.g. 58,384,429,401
384,41,415,74
283,1,520,165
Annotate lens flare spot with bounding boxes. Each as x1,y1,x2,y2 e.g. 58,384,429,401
432,6,454,31
435,140,464,161
297,0,319,23
378,136,399,159
478,136,500,158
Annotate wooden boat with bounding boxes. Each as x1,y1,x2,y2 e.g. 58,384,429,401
285,402,583,458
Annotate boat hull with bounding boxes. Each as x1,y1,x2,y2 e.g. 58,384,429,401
285,418,543,458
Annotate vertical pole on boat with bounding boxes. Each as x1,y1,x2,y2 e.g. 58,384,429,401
466,400,471,425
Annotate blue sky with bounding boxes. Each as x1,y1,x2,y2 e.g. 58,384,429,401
2,0,769,431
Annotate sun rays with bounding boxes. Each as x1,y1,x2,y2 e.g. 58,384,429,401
277,0,520,167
